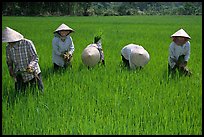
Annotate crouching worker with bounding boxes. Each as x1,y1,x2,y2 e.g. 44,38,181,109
81,35,105,68
2,27,44,93
121,44,150,69
52,23,75,70
168,28,192,76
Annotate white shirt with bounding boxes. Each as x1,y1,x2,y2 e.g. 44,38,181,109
168,41,190,68
121,44,149,69
52,35,74,67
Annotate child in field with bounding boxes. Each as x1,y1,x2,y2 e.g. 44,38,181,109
168,29,192,76
121,44,150,69
168,28,192,76
2,27,44,93
52,23,75,70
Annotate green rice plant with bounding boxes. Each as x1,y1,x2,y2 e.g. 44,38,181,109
2,15,202,135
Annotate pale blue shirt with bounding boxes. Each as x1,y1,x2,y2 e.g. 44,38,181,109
52,34,74,67
168,41,190,68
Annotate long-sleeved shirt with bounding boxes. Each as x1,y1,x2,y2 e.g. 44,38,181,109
6,38,41,82
121,44,149,69
168,41,190,68
52,34,74,67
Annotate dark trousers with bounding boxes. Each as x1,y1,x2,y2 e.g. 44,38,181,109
168,55,191,76
121,54,130,68
53,62,72,71
15,73,44,93
54,63,62,70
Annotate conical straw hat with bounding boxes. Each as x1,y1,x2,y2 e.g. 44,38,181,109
2,27,24,42
130,48,150,67
54,23,74,33
171,28,191,39
81,44,100,67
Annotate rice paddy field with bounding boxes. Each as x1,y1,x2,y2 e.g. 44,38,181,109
2,15,202,135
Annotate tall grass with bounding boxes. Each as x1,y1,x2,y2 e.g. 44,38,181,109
2,16,202,135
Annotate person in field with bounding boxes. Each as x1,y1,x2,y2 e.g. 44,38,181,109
2,27,44,93
81,35,105,68
121,44,150,69
168,28,192,76
52,23,75,70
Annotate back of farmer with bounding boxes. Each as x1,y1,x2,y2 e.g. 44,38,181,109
81,35,105,68
121,44,150,70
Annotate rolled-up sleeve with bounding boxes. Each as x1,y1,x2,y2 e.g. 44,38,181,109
184,41,190,61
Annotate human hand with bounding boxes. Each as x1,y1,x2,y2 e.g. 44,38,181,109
64,52,72,62
26,66,34,73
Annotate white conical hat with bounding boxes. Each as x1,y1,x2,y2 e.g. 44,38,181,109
171,28,191,39
2,27,24,42
130,48,150,67
81,44,100,67
54,23,74,33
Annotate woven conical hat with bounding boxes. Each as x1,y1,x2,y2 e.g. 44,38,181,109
81,44,100,67
171,28,191,39
2,27,24,42
54,23,74,33
130,48,150,67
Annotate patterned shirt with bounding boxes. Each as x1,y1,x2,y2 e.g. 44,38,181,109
87,40,104,60
6,38,41,82
168,41,190,68
52,33,75,67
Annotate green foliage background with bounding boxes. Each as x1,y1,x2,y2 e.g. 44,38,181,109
2,16,202,135
2,2,202,16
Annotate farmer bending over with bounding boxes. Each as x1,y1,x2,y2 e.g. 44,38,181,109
2,27,44,93
121,44,150,69
81,35,105,68
52,23,75,70
168,28,192,76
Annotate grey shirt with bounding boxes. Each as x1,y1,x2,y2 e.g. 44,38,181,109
168,41,190,68
52,34,75,67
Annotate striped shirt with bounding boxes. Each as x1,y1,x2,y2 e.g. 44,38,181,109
168,41,190,68
6,38,41,82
